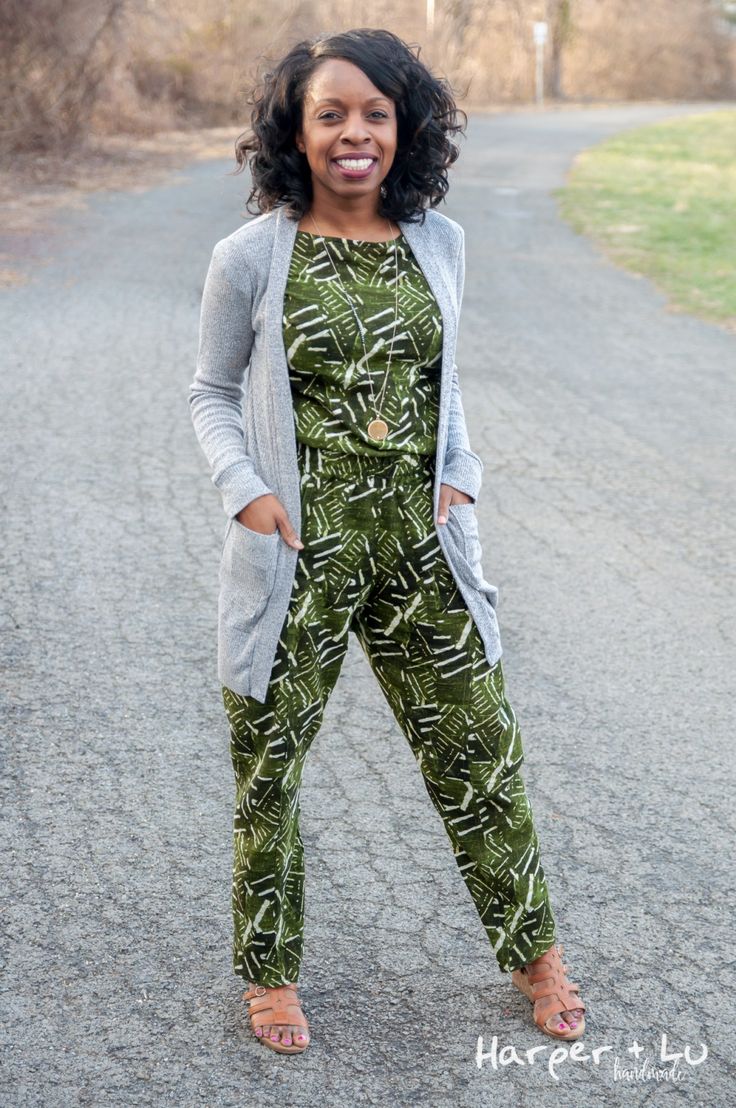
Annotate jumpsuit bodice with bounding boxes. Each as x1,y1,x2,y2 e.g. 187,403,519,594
283,230,443,457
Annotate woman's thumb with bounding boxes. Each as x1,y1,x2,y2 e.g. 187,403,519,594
278,516,304,550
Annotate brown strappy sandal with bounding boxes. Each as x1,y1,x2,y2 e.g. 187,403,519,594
243,983,310,1054
511,943,587,1040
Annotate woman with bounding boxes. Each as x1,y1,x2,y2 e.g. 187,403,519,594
189,27,586,1055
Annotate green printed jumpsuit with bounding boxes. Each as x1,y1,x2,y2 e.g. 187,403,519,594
222,229,558,987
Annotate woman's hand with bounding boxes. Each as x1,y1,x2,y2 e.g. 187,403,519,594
436,482,474,525
236,494,304,550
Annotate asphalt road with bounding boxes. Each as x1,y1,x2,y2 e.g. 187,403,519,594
2,102,735,1106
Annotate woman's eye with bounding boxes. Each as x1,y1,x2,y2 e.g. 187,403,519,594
318,112,388,120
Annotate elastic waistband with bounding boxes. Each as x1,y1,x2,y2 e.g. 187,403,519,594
297,441,436,484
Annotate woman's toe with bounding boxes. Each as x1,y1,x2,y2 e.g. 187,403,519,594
548,1013,569,1032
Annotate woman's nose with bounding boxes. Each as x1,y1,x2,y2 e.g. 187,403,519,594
339,117,373,143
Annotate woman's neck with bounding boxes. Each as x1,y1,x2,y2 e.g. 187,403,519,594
297,209,398,242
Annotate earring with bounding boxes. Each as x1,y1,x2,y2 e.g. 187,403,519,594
380,183,387,198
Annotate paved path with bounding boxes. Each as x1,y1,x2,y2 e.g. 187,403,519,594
2,103,734,1106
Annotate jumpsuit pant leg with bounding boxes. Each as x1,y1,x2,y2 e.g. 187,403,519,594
222,444,557,987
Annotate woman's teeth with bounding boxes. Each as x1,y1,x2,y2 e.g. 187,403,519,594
335,158,374,169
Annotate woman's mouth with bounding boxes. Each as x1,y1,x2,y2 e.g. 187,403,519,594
331,156,378,180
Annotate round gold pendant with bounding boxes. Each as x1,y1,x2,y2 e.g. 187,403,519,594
367,418,389,441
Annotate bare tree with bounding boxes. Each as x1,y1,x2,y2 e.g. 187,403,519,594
0,0,128,154
1,0,734,155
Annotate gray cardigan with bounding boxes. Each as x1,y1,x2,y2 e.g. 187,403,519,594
189,203,502,702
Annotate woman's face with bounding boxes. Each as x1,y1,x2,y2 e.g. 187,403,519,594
295,58,397,208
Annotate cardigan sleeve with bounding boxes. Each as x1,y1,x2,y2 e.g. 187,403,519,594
440,224,484,503
188,238,274,519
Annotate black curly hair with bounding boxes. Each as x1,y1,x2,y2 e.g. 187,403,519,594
232,27,468,225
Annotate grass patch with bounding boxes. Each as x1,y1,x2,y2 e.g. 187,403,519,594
554,110,736,332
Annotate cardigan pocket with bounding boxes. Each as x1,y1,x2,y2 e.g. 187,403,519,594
446,503,499,609
219,518,280,655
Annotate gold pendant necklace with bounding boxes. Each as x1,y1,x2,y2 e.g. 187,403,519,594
309,212,400,442
366,418,389,441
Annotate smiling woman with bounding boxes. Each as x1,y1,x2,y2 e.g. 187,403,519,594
232,28,465,238
294,62,397,221
190,26,588,1057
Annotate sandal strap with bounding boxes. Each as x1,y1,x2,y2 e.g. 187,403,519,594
531,979,585,1006
244,984,300,1001
533,992,585,1028
524,945,587,1027
243,985,309,1032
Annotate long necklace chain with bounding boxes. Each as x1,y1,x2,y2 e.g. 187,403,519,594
309,211,401,442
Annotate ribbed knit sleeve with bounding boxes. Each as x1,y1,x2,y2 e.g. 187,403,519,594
189,238,274,518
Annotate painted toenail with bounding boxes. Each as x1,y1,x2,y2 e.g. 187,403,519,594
558,1023,567,1029
297,1034,306,1041
255,1029,262,1036
570,1023,577,1028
